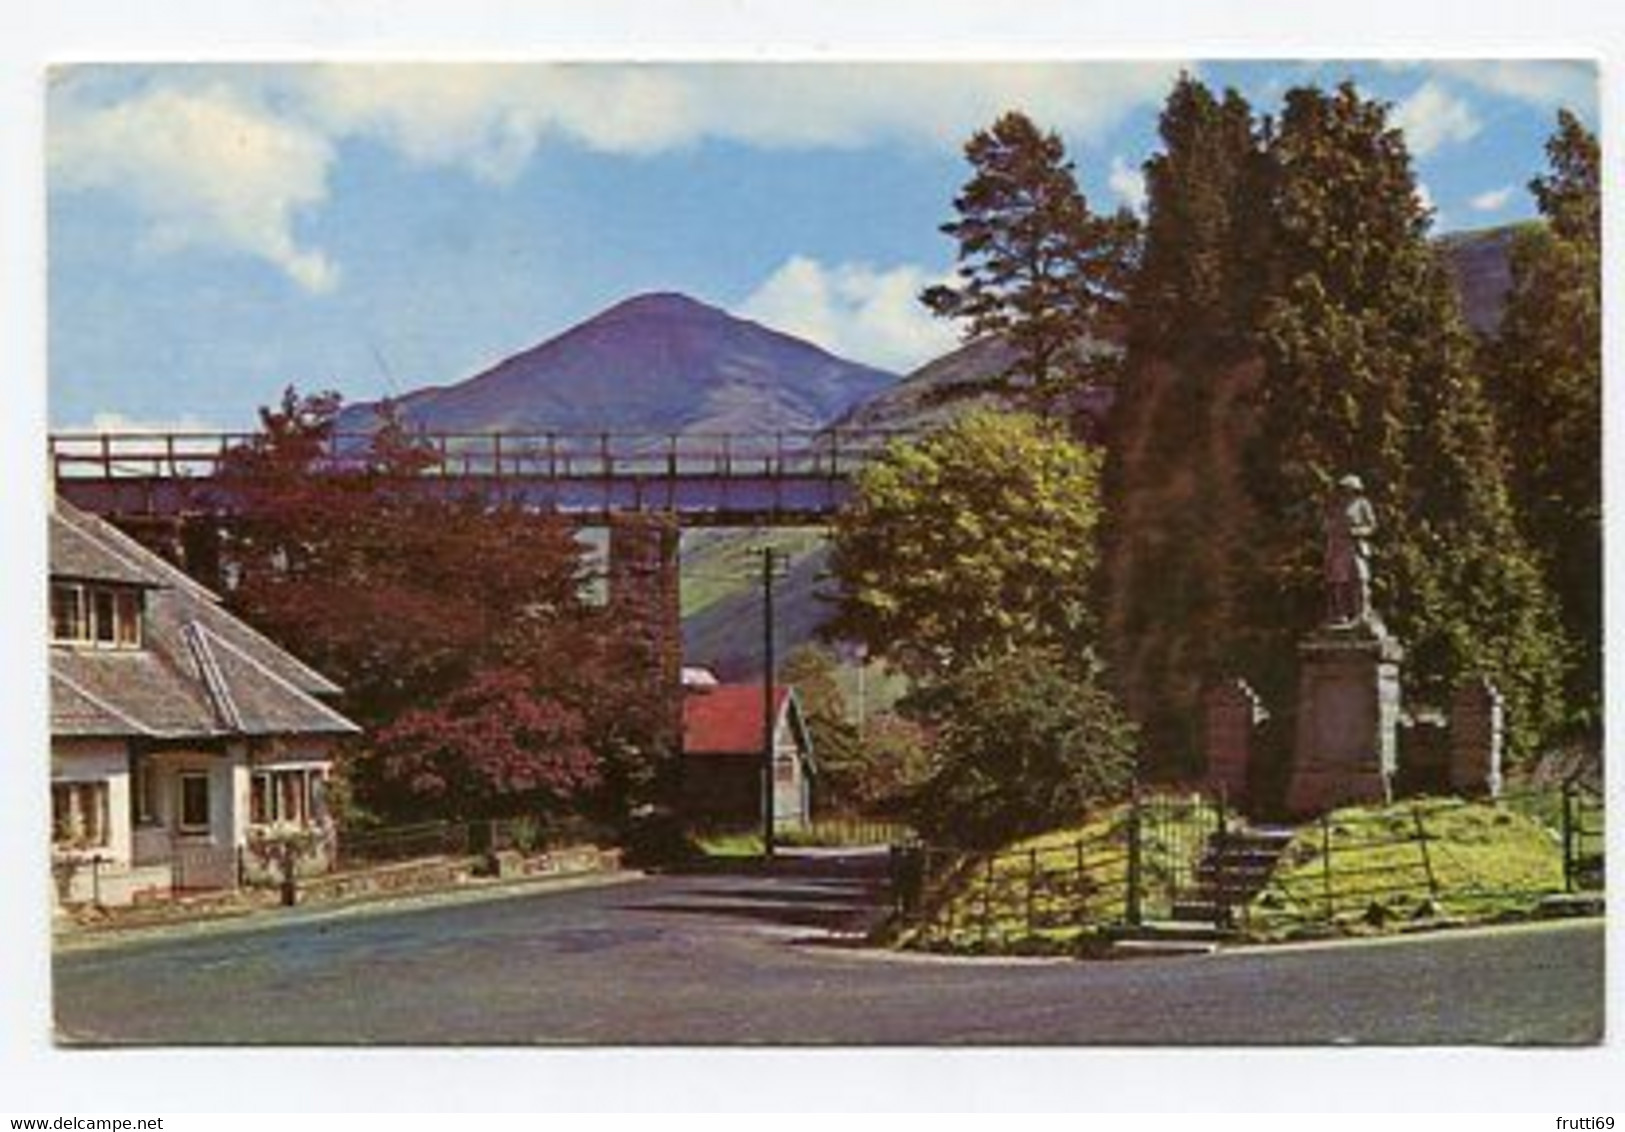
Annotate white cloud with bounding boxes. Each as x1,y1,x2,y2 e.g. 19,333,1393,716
1470,185,1515,213
295,66,699,183
48,63,1186,289
739,256,958,371
1108,155,1148,214
1392,81,1481,156
1415,181,1444,229
69,411,221,434
51,84,337,292
1431,61,1596,113
293,62,1184,180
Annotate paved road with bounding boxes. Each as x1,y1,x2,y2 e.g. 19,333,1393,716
55,849,1603,1045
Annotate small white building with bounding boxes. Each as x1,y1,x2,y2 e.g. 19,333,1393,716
49,498,358,907
680,683,815,829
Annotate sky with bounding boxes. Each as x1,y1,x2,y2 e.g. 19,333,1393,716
46,59,1598,432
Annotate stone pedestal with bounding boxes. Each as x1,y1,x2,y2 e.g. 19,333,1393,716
1203,678,1266,807
1449,677,1504,798
1285,628,1403,816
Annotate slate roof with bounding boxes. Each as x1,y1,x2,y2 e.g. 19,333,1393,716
682,684,804,758
49,499,358,740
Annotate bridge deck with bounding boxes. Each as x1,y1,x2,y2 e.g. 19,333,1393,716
49,429,904,525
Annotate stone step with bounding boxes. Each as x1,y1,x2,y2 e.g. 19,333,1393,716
1112,918,1234,943
1171,899,1218,921
1109,938,1219,958
1196,857,1280,874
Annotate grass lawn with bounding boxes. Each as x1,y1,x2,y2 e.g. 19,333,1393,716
1246,798,1567,939
896,793,1582,953
691,830,765,858
900,794,1219,954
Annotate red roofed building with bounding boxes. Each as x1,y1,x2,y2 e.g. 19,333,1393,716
681,683,814,829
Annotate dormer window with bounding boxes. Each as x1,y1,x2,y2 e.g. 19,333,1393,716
51,582,142,648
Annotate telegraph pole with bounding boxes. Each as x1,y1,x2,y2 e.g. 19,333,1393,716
756,546,790,860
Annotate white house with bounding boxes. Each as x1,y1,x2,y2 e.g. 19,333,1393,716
49,498,358,907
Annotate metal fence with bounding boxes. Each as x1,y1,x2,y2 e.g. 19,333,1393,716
1250,786,1602,932
888,784,1604,950
779,816,914,847
891,833,1132,951
330,820,475,871
327,814,588,872
170,842,242,893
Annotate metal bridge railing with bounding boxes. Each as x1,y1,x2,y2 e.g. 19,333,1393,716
48,428,915,483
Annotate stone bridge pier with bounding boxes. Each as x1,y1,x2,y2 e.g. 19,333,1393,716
605,511,684,691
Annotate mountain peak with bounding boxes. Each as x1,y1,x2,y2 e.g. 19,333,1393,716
340,290,900,438
594,291,723,322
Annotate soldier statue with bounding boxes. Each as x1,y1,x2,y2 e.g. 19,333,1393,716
1324,473,1377,628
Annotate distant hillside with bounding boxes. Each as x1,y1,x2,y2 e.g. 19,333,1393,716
834,336,1018,432
681,532,835,680
1437,222,1535,337
338,292,899,437
832,335,1115,435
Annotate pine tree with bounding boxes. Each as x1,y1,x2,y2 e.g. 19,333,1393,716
1246,82,1566,761
1490,111,1602,730
922,111,1139,413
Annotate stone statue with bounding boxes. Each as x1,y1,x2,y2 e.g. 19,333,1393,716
1324,473,1377,627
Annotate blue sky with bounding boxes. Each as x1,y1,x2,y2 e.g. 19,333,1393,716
47,60,1597,431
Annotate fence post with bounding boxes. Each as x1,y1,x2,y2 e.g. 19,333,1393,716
1075,839,1087,925
1026,848,1039,938
1562,783,1575,893
1320,814,1334,921
936,844,949,941
1126,790,1143,928
979,854,995,948
1411,803,1438,898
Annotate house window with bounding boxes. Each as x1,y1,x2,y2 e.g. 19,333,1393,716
50,584,83,642
92,589,116,644
250,768,321,827
177,772,211,834
114,590,141,646
49,583,142,648
51,781,110,849
250,773,269,825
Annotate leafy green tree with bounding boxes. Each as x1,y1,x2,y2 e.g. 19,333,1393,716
922,111,1139,411
1490,111,1602,729
1245,83,1566,761
828,409,1106,679
1129,75,1270,360
778,645,864,809
1102,76,1270,775
847,713,936,815
911,648,1135,848
780,645,935,814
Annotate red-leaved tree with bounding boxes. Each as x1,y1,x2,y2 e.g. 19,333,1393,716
375,668,600,820
212,387,679,828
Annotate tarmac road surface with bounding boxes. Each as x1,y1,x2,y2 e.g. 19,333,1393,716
53,848,1604,1045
